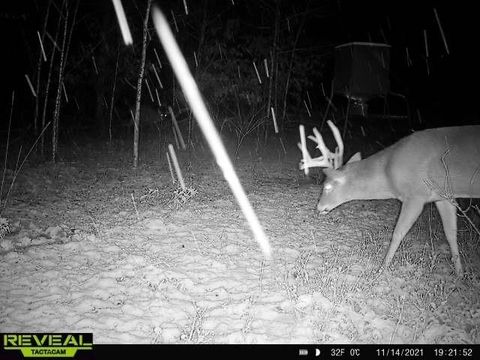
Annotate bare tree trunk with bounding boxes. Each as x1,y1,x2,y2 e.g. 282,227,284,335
281,5,309,123
41,2,64,157
109,47,120,143
34,1,51,138
266,3,279,116
196,0,208,57
52,2,70,162
266,2,280,137
133,0,152,168
272,4,280,129
51,0,79,161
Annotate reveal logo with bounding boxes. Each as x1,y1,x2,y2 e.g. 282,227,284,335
2,333,93,358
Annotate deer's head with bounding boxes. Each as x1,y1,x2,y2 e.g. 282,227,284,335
298,121,361,213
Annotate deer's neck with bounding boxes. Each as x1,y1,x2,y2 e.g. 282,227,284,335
344,149,397,200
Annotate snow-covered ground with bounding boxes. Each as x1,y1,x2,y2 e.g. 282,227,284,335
1,141,479,343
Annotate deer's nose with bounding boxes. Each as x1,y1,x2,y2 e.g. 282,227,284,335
317,205,330,214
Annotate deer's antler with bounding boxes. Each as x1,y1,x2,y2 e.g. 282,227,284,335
298,120,344,174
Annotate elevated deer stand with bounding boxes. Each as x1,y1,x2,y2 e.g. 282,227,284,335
333,42,408,137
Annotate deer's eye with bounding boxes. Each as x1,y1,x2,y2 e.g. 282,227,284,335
323,183,332,193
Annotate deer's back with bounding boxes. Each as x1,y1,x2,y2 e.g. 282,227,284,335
384,126,480,201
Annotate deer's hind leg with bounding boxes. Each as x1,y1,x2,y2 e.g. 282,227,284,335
435,200,463,277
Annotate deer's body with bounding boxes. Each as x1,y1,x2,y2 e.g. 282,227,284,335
317,126,480,276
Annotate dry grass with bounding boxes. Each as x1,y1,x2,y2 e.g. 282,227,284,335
282,205,480,343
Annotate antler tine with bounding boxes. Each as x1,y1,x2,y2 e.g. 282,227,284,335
298,125,310,175
298,126,335,171
311,127,331,161
326,120,344,168
298,120,344,172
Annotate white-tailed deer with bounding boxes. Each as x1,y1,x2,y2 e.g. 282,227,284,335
298,122,480,276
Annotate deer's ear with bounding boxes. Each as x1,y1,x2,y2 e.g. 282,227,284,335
346,152,361,164
322,168,336,178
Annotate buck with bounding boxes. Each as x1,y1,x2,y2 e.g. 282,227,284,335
298,121,480,276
